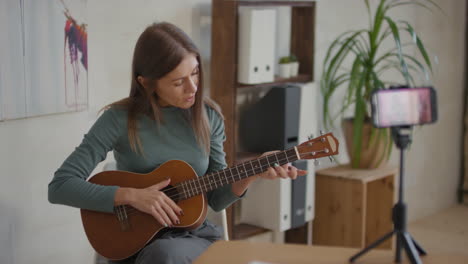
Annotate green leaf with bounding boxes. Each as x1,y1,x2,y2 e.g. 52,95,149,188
374,44,418,66
379,61,416,86
337,39,366,58
322,75,352,128
373,128,391,168
368,123,379,148
333,98,355,122
358,33,371,54
402,54,431,82
399,20,433,72
385,128,393,160
420,0,444,11
321,79,334,129
351,69,368,168
325,31,366,81
321,31,366,128
347,57,364,106
389,0,444,14
370,0,388,53
390,1,434,13
367,70,384,98
379,53,431,82
322,31,358,71
384,16,410,85
331,58,365,122
364,0,372,29
322,76,348,128
377,27,392,46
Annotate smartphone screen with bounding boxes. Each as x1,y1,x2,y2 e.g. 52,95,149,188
371,87,437,128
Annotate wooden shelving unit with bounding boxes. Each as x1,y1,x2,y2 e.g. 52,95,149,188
210,0,316,240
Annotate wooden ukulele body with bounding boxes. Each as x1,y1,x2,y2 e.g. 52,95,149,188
80,160,207,260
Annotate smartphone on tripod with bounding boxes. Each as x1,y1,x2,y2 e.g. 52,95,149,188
352,86,438,264
370,86,437,128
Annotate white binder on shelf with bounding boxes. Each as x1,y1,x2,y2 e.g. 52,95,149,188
237,8,276,84
299,82,319,223
240,178,292,232
239,84,319,232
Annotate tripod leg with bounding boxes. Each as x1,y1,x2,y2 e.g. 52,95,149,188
402,232,422,264
410,234,427,256
395,232,402,263
349,231,394,263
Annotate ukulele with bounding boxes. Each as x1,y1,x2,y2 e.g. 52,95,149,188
81,133,339,260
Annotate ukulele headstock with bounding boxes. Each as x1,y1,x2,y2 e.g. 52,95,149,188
297,133,339,160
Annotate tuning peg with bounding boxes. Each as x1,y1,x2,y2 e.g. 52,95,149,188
320,130,324,135
314,159,320,166
308,134,314,140
328,156,334,163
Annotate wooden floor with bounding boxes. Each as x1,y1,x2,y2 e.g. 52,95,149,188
407,204,468,257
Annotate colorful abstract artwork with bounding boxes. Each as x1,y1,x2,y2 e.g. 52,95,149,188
63,1,88,109
0,0,88,121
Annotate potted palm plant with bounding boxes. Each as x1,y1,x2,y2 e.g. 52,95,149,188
321,0,440,169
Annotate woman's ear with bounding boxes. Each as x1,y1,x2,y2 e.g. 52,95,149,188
137,76,145,88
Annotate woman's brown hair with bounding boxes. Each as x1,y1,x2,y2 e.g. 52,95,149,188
105,22,222,155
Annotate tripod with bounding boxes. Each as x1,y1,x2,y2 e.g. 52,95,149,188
349,126,427,264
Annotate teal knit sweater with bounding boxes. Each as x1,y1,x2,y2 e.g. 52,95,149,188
48,105,242,213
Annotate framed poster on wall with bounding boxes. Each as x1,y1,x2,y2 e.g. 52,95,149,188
0,0,88,121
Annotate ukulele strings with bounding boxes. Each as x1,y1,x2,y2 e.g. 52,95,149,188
168,151,299,198
116,144,324,217
118,155,294,217
147,149,298,197
157,143,321,197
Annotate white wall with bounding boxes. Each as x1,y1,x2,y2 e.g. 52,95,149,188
0,1,212,263
0,0,464,263
404,0,465,221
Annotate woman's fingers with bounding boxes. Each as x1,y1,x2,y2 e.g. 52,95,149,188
144,181,184,226
274,164,288,179
261,166,288,179
259,167,275,179
260,150,279,157
154,178,171,190
151,205,168,227
154,204,173,227
160,199,180,225
287,165,298,180
163,195,183,216
259,163,308,180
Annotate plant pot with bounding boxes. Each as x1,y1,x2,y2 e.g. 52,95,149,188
290,61,299,76
342,119,391,169
278,63,291,78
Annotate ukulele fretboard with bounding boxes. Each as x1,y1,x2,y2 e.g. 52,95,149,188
174,148,299,200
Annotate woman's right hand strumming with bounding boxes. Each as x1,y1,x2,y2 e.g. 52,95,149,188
114,178,183,227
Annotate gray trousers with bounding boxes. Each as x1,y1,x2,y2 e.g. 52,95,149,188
108,220,222,264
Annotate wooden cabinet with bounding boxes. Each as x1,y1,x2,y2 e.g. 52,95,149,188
312,165,397,249
210,0,316,239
